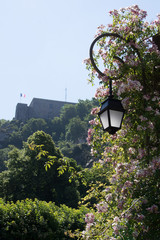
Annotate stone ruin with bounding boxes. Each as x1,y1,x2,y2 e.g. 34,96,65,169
15,98,76,122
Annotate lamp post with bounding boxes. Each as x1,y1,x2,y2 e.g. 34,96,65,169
89,33,125,134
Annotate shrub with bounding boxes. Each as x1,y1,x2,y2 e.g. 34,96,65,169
0,198,88,240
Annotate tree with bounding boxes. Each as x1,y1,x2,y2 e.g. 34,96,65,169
0,147,12,172
60,104,77,125
21,118,48,141
51,116,64,142
76,99,97,121
58,141,93,167
0,119,8,127
80,5,160,239
65,117,87,143
0,131,82,207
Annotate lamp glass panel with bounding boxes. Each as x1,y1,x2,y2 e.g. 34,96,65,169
109,110,123,128
100,110,109,129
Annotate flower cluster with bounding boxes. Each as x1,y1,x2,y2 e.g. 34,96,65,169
85,213,95,224
146,204,159,213
81,5,160,240
86,128,94,145
96,201,108,213
94,86,109,99
117,79,143,96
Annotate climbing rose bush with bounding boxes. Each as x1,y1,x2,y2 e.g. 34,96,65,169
81,5,160,240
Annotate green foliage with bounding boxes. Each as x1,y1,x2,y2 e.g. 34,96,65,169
79,162,110,208
58,141,92,167
21,118,48,141
0,120,21,148
0,131,83,207
51,116,64,142
79,5,160,240
0,147,12,172
65,117,87,143
60,104,77,125
76,99,97,121
9,131,23,148
25,130,62,159
0,119,8,127
0,98,98,168
0,198,88,240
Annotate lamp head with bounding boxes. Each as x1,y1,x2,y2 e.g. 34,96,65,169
98,97,125,134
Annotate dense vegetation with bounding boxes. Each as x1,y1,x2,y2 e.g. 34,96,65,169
80,5,160,240
0,5,160,240
0,99,98,168
0,98,105,239
0,198,88,240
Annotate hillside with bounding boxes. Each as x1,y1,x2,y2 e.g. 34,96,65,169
0,98,98,169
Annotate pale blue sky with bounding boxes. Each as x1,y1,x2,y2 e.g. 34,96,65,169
0,0,159,120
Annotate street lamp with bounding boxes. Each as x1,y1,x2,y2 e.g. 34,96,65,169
98,96,125,135
90,33,125,134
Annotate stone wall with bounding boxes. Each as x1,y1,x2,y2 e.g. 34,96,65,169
15,98,76,121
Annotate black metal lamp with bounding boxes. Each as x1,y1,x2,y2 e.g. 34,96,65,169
98,96,125,134
90,33,125,134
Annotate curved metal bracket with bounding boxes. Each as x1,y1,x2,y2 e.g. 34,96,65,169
89,31,147,96
89,32,125,78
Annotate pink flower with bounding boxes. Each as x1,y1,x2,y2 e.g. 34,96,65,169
83,58,91,65
107,23,113,28
105,146,111,153
123,180,133,188
132,231,139,238
105,193,112,202
137,125,146,131
90,148,97,156
89,119,99,126
96,201,108,212
97,24,105,30
85,213,95,223
137,214,145,221
105,157,112,163
87,128,95,145
94,86,109,99
102,75,109,82
112,145,119,153
150,157,160,170
112,225,119,235
139,115,147,121
110,174,117,184
155,109,160,115
109,9,118,16
118,199,124,210
142,199,148,204
98,159,104,164
148,121,154,130
105,187,111,192
143,95,150,100
86,223,92,231
91,107,99,115
117,79,143,96
122,97,130,109
129,147,135,154
138,148,145,159
112,222,122,235
146,204,158,213
136,170,146,178
145,106,153,111
152,96,157,101
113,216,120,222
123,213,132,220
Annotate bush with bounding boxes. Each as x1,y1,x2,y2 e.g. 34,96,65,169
0,198,88,240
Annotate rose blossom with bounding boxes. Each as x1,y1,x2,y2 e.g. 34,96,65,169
85,213,95,223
